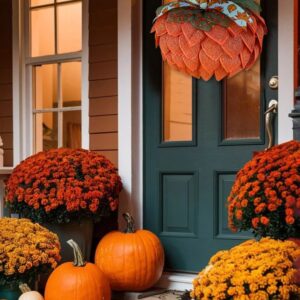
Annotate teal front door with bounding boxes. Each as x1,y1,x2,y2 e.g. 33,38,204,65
143,0,278,272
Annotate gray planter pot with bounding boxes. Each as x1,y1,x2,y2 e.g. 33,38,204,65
43,218,94,263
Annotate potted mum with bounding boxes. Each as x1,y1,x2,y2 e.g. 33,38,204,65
0,218,60,300
191,238,300,299
228,140,300,240
5,148,122,261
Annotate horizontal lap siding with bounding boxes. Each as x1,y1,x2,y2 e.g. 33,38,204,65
0,0,13,166
89,0,118,167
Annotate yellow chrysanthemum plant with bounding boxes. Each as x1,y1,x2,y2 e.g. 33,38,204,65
0,218,61,288
191,238,300,300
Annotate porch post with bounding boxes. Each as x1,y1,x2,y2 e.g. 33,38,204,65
289,90,300,140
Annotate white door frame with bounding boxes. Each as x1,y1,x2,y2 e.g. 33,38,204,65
117,0,295,289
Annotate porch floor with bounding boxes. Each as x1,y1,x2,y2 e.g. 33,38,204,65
113,290,186,300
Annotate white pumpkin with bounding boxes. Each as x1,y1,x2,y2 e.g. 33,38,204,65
19,284,44,300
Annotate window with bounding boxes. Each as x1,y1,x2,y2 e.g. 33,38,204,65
25,0,84,153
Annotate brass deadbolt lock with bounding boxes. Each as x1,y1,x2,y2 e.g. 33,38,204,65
269,76,279,90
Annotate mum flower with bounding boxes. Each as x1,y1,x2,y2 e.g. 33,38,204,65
191,238,300,300
0,218,60,287
5,148,122,224
228,140,300,239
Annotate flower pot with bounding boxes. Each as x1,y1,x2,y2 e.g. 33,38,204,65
43,218,94,263
0,285,21,300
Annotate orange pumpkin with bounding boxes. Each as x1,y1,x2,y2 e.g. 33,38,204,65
45,240,111,300
95,213,165,291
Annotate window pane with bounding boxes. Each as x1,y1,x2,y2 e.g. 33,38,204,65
163,63,193,142
63,111,81,148
30,0,54,7
35,112,58,152
57,2,82,53
62,62,81,107
223,59,261,140
34,64,58,109
31,7,55,57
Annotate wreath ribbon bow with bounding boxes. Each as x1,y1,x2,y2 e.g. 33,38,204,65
155,0,260,28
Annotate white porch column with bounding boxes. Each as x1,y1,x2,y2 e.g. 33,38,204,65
278,0,294,142
118,0,143,229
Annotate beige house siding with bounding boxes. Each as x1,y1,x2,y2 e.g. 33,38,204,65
0,0,13,167
89,0,118,166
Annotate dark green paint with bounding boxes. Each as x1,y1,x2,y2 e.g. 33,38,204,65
143,0,278,272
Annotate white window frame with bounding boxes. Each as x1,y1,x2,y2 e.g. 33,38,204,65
12,0,89,165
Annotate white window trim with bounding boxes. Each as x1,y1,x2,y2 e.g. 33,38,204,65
12,0,89,165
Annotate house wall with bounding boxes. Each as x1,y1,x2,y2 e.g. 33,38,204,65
89,0,118,166
0,0,13,167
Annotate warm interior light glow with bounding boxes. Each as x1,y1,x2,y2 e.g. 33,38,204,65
57,2,82,54
62,62,82,107
30,1,82,57
31,7,55,57
163,63,193,142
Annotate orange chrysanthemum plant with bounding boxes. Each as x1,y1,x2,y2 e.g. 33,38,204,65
151,0,267,80
0,218,60,288
5,149,122,224
228,141,300,240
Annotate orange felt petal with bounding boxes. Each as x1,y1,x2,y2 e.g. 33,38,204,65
165,20,182,37
181,23,206,47
228,23,244,37
159,35,170,56
166,35,182,56
183,55,199,72
172,53,186,69
241,30,256,52
165,52,176,65
202,38,223,61
248,16,258,34
256,24,265,48
200,67,213,81
179,35,201,59
222,35,244,58
151,17,167,37
215,66,228,81
253,44,260,62
228,64,243,78
240,47,251,68
205,25,229,45
220,54,241,73
245,52,256,69
181,22,197,41
199,50,220,73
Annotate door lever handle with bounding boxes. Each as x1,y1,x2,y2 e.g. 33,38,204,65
265,100,278,150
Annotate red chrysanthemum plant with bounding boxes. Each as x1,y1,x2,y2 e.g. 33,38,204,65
5,149,122,224
151,0,267,80
228,141,300,240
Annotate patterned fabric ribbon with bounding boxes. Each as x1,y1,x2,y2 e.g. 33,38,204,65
155,0,256,27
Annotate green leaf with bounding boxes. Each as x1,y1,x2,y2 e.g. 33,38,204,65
233,0,262,13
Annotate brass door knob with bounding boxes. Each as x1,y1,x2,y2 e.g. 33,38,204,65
269,76,279,90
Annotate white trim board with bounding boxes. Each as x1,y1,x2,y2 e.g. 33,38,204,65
278,0,294,143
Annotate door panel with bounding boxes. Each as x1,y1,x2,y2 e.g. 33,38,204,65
143,0,278,272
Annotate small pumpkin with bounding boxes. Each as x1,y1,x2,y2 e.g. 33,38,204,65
19,284,44,300
95,213,165,291
45,239,111,300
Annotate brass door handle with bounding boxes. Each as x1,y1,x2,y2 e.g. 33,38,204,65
265,100,278,150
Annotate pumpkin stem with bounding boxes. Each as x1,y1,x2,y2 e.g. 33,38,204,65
67,239,86,267
123,212,135,233
19,283,31,293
